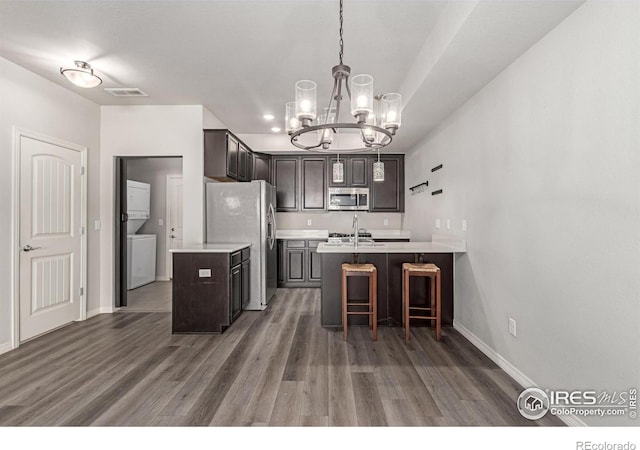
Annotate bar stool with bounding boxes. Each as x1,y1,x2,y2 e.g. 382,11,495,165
341,263,377,341
402,263,441,342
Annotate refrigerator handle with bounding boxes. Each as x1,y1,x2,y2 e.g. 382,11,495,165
268,203,276,250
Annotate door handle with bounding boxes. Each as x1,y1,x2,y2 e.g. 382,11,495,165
22,245,42,252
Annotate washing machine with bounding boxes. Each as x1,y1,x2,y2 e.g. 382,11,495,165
126,180,157,290
127,234,157,289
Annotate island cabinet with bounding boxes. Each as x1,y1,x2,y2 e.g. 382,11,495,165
320,251,453,328
171,246,250,333
277,239,325,287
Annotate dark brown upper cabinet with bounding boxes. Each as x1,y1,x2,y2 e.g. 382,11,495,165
328,156,369,187
226,133,239,179
272,157,299,211
237,142,249,182
252,152,272,182
370,155,405,212
301,157,327,211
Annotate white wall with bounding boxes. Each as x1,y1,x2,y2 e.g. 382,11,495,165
0,56,101,349
405,1,640,426
100,106,205,309
126,157,183,280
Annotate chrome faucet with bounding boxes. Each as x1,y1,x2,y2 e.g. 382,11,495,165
352,213,359,249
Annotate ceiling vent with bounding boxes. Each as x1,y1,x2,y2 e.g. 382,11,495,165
104,88,148,97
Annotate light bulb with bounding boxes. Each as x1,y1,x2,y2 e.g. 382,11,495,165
357,95,368,108
386,111,397,122
300,100,311,113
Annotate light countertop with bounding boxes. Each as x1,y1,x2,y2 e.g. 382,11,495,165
169,243,251,253
275,229,411,240
317,240,466,254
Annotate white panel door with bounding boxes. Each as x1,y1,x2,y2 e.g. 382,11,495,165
19,135,83,341
167,175,183,278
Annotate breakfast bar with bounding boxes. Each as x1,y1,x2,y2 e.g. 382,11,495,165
317,237,466,328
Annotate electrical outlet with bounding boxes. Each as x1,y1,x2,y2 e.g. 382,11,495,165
307,219,312,226
94,220,101,231
446,219,451,230
462,219,467,231
158,218,164,226
509,318,517,337
383,219,389,226
435,218,441,229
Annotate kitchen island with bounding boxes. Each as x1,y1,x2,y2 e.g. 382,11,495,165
317,237,466,328
170,243,251,333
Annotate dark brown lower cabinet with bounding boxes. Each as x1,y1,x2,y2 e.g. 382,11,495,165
320,252,453,328
277,239,325,287
172,247,250,333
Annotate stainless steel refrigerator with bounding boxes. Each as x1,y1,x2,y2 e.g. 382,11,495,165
205,180,277,310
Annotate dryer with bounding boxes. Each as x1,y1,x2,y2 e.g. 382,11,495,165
126,180,157,290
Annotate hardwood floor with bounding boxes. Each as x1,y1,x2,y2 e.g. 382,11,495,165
0,288,563,426
124,281,172,312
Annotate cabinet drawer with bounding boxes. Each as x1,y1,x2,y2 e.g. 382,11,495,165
241,247,251,261
230,251,242,267
286,240,306,248
307,240,325,249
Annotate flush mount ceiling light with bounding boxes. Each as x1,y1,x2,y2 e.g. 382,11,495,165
285,0,402,154
60,60,102,88
263,114,275,121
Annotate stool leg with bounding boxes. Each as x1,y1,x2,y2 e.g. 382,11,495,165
401,269,406,331
430,275,435,329
436,271,442,342
404,269,410,342
368,274,372,330
342,269,348,341
372,270,377,341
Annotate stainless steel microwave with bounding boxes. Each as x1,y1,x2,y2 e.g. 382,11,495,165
328,187,370,211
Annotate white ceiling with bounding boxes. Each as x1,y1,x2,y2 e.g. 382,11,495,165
0,0,584,153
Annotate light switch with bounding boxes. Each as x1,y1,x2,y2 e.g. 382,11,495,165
198,269,212,278
307,219,312,226
462,219,467,231
435,218,441,229
383,219,389,226
94,220,101,231
446,219,451,230
158,218,164,226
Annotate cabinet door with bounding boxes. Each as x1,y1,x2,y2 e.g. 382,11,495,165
328,157,348,187
241,260,250,310
237,143,249,181
230,265,242,322
370,155,404,212
247,152,255,181
273,157,299,211
348,156,369,187
253,153,271,182
277,240,285,284
286,248,305,283
307,248,322,282
226,134,239,180
301,157,327,210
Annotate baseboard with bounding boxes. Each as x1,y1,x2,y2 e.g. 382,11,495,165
453,320,587,427
0,341,13,356
87,306,115,319
155,276,170,282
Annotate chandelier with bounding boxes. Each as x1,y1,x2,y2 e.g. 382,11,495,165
285,0,402,154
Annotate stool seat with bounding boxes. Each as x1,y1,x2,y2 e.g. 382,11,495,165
402,263,439,273
342,263,376,273
341,263,377,341
402,263,441,342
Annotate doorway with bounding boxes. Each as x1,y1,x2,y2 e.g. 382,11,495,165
114,156,182,312
13,128,87,346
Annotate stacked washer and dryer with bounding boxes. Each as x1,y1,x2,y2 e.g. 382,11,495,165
126,180,157,290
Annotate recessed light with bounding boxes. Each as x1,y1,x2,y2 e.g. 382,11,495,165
263,114,275,121
271,127,281,133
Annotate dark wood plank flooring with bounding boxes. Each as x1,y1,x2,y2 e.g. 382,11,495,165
0,288,563,426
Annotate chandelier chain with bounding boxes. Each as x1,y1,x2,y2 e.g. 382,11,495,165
339,0,344,65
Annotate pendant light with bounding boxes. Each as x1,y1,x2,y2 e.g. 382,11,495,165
332,153,344,183
373,149,384,182
287,0,402,153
